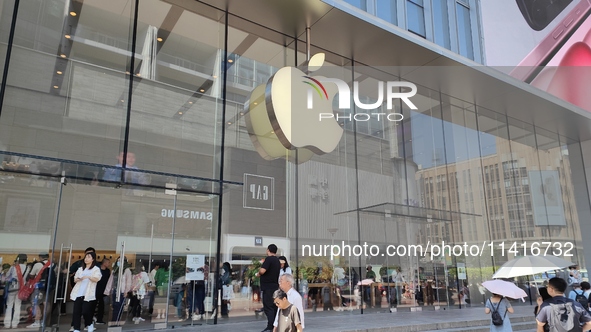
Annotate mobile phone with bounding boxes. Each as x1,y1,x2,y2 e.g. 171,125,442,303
516,0,574,31
528,10,591,111
510,0,591,82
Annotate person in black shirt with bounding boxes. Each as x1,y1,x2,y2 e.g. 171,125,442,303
94,258,111,324
256,244,281,332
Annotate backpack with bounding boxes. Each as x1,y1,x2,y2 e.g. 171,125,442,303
574,290,589,310
39,262,56,291
547,302,577,332
489,299,506,326
16,263,49,301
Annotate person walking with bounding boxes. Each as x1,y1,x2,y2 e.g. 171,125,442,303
484,293,514,332
273,274,305,330
256,244,281,332
70,252,102,332
3,254,29,329
272,289,303,332
536,277,591,331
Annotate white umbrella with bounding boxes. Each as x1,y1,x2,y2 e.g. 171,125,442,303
492,256,573,279
482,280,528,299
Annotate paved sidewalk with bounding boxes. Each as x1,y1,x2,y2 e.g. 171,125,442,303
167,304,536,332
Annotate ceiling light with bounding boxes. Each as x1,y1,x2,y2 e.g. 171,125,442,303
65,34,71,39
125,71,130,75
199,89,205,92
157,37,163,42
253,102,258,105
60,54,67,58
120,99,124,102
239,112,244,116
136,73,141,77
228,59,233,63
56,71,62,75
212,75,217,79
178,112,183,115
69,11,77,16
227,122,232,125
188,101,193,104
53,85,59,89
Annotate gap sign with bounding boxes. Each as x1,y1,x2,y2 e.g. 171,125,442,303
243,173,274,210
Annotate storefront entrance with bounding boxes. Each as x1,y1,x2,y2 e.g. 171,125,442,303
0,167,220,331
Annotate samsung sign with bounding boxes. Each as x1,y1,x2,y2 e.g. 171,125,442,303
161,209,213,221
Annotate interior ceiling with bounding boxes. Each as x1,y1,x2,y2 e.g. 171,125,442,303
165,0,591,143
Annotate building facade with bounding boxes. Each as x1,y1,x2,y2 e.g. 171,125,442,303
0,0,590,330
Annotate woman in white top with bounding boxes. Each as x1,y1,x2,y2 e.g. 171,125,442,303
70,252,102,332
278,256,292,281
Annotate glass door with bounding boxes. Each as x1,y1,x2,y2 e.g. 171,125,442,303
44,177,219,331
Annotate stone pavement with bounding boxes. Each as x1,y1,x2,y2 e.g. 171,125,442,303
166,304,537,332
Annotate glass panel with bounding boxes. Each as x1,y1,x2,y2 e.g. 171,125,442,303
432,0,451,49
127,1,224,180
476,107,510,266
407,1,426,37
170,190,219,327
0,0,133,165
440,97,492,307
376,0,397,25
559,137,588,276
455,2,474,59
535,128,582,262
0,170,61,329
0,0,15,88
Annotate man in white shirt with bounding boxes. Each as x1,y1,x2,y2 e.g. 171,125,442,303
273,274,304,331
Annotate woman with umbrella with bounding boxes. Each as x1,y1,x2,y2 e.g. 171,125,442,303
482,280,526,332
485,293,514,331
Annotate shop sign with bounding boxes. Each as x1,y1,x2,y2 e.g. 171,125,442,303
244,173,274,210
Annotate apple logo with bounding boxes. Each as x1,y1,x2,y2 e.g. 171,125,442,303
245,53,343,162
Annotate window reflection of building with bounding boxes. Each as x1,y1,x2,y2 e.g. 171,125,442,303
415,137,581,253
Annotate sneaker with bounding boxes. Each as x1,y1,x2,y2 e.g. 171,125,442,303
69,327,74,332
134,320,139,325
137,318,145,322
87,324,94,332
27,322,41,329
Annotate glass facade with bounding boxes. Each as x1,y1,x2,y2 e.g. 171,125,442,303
0,0,589,330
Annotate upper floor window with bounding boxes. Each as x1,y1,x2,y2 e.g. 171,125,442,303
455,0,474,60
376,0,397,25
407,0,426,37
344,0,367,10
432,0,451,49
